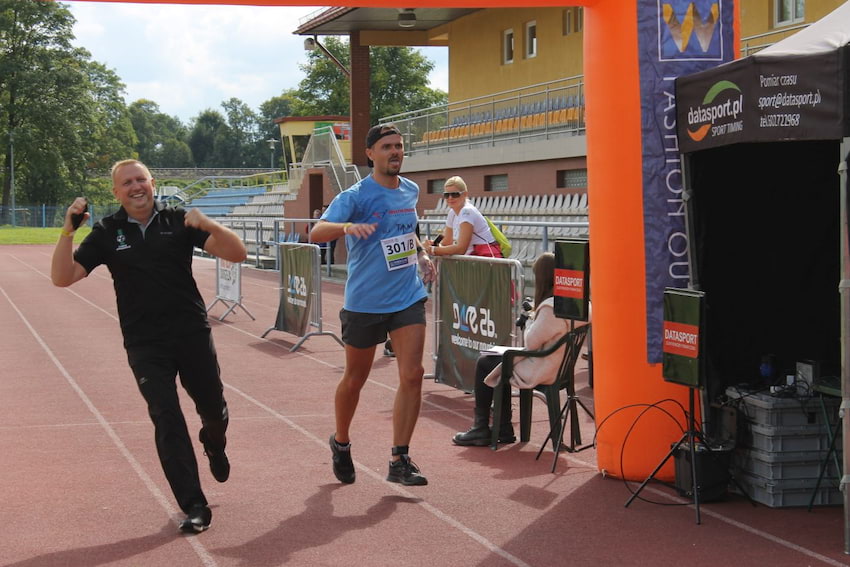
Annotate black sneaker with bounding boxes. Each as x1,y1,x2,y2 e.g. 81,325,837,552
205,448,230,483
329,434,355,484
179,503,212,534
383,340,395,358
387,454,428,486
200,431,230,483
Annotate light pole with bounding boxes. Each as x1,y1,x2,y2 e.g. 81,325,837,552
266,138,279,170
9,130,15,228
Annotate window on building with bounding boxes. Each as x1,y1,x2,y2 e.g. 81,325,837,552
503,29,514,64
775,0,804,26
485,174,509,192
564,7,584,35
556,168,588,189
525,21,537,58
427,179,446,194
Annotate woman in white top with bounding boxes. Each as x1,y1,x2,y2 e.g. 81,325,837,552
452,252,590,446
424,176,502,258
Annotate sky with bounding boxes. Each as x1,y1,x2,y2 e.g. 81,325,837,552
66,1,449,125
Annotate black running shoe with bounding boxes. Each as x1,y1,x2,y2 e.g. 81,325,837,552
179,503,212,534
329,434,355,484
205,448,230,483
383,340,395,358
200,431,230,483
387,454,428,486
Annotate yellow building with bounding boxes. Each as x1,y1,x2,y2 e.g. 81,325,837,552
291,1,844,214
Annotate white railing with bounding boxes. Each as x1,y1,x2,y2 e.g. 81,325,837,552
380,76,586,156
174,170,288,204
740,22,810,56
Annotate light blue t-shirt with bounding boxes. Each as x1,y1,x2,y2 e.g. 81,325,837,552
322,174,427,313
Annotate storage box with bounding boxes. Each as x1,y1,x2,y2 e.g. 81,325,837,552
725,387,840,428
735,471,842,508
732,446,841,481
742,422,838,453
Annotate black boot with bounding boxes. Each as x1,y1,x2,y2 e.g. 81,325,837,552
452,408,491,446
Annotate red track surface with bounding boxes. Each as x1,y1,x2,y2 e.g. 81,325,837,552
1,244,848,567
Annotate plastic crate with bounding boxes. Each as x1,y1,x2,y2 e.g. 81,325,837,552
740,422,837,453
725,387,839,428
732,446,841,481
734,472,842,508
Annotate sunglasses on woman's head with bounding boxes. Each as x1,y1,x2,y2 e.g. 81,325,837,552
443,191,463,199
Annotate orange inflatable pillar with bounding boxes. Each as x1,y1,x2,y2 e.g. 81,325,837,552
584,3,689,481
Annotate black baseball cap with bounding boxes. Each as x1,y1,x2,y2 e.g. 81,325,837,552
365,124,401,168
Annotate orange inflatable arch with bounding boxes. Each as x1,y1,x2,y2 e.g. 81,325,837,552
82,0,740,480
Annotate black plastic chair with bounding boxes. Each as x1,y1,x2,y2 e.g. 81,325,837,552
490,324,591,471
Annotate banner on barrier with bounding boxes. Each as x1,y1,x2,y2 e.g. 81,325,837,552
435,257,515,392
207,258,254,321
218,260,240,303
275,244,315,336
263,242,343,352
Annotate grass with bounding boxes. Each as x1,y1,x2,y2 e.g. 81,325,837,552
0,226,92,245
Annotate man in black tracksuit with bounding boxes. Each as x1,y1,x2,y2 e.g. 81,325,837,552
51,159,247,534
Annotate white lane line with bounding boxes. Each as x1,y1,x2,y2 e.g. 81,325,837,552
12,252,842,566
644,485,849,567
0,284,219,567
225,382,533,567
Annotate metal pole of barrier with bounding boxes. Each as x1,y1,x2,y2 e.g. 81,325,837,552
206,257,255,321
273,219,281,272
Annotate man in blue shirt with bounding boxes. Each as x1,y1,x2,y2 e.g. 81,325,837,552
312,124,434,486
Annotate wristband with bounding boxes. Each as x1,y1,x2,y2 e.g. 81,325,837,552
343,222,353,234
60,228,75,238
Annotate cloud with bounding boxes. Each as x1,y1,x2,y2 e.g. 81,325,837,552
67,2,449,125
67,2,320,123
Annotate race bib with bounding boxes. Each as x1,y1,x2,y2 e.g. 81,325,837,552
381,232,417,271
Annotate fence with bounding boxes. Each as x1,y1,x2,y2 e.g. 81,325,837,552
0,204,121,228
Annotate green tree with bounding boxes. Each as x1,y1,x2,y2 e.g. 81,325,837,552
84,61,138,172
293,37,446,122
370,47,447,120
188,109,228,168
294,36,350,116
221,97,261,167
128,99,191,167
258,90,299,169
0,0,135,217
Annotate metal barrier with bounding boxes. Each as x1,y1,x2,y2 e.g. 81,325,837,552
206,258,255,321
222,219,265,267
430,255,525,392
261,242,343,352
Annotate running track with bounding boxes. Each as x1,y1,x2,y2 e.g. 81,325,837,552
1,244,847,567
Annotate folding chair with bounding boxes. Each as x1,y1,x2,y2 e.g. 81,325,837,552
491,325,592,472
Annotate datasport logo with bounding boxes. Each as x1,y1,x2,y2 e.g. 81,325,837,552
685,80,743,142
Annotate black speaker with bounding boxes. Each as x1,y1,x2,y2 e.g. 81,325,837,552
673,443,731,502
